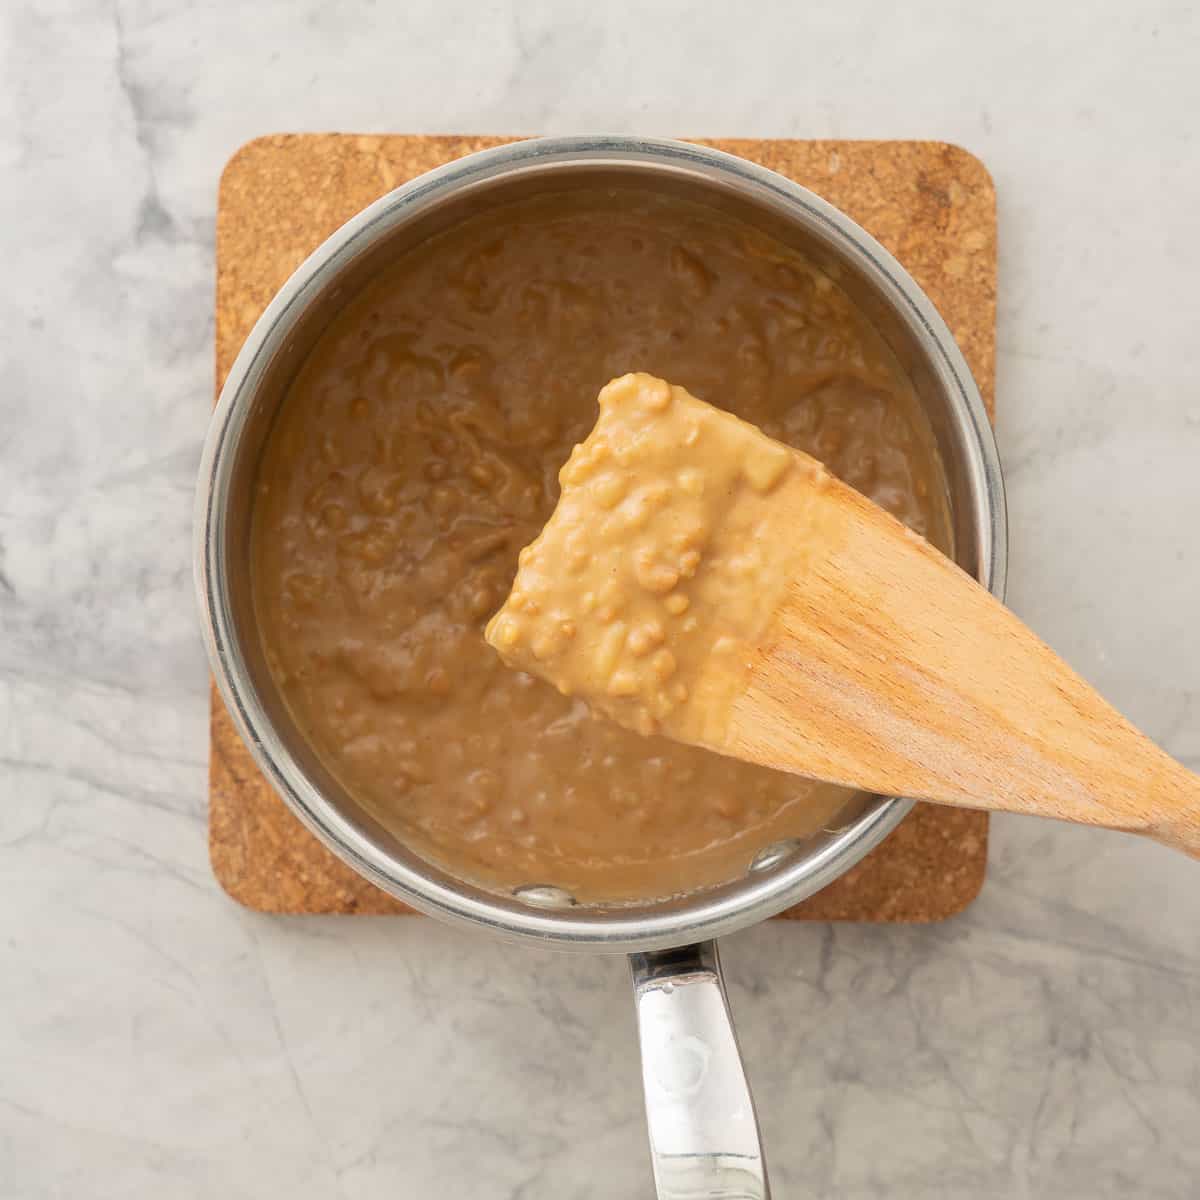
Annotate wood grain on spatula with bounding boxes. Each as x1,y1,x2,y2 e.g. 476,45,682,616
726,457,1200,855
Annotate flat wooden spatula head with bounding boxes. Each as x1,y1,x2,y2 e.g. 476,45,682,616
488,374,1200,856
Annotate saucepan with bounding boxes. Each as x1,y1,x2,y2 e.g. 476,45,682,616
195,135,1007,1198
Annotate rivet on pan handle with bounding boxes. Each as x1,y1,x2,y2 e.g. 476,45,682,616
630,941,770,1199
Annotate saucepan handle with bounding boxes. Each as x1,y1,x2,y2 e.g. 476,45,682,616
629,940,770,1199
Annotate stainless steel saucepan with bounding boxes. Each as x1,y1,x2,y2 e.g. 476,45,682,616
195,135,1007,1198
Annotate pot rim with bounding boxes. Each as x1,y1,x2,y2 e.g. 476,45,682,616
195,135,1007,951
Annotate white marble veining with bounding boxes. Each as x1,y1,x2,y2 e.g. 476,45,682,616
2,1,1199,1195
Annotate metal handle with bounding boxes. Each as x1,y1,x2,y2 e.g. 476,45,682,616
629,941,770,1199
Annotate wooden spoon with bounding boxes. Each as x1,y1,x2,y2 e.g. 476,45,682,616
488,374,1200,855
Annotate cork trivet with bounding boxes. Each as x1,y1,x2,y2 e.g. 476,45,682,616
211,135,996,919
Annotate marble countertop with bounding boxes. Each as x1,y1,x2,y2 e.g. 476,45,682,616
3,2,1199,1196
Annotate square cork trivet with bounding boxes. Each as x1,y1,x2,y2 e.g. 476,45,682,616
211,135,996,919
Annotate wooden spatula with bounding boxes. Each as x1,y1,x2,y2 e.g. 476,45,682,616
488,374,1200,855
720,451,1200,856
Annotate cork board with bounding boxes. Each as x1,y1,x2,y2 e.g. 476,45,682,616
211,135,996,919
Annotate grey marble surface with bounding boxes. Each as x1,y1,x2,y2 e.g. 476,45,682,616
2,2,1199,1196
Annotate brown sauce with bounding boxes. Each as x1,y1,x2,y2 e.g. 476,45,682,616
251,188,951,903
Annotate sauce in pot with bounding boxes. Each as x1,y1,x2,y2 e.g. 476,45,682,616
251,188,950,902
